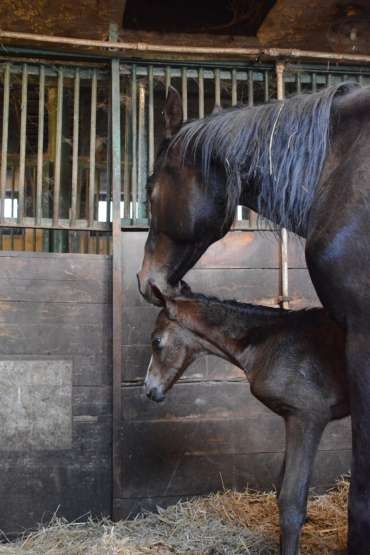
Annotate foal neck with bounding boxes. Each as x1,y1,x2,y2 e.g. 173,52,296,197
173,293,290,370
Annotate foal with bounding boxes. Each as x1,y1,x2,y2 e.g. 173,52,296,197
145,285,349,555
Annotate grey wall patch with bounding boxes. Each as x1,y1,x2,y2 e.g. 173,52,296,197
0,360,72,450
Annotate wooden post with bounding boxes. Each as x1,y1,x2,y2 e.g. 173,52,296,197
276,61,289,309
111,57,123,520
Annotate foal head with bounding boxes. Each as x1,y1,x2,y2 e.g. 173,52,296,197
144,295,201,402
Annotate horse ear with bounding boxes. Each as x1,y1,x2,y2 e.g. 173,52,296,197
164,86,183,138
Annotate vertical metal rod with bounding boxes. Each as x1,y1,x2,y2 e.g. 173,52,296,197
296,72,302,94
53,68,63,226
71,67,80,225
148,65,154,174
276,61,289,310
214,68,221,107
248,69,254,106
137,80,147,219
312,72,317,93
89,69,97,227
198,68,204,118
123,88,130,220
231,69,237,106
18,63,28,224
131,65,137,222
165,66,171,95
181,67,188,121
36,65,45,225
1,64,10,223
264,71,269,102
111,57,123,521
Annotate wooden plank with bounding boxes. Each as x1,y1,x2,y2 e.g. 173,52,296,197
0,278,111,303
0,300,111,325
287,269,321,308
0,251,111,278
122,382,273,422
114,448,352,519
0,322,112,354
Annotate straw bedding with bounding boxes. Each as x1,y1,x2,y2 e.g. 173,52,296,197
0,478,348,554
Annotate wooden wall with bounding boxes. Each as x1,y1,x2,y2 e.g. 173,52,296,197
0,251,112,535
115,230,351,517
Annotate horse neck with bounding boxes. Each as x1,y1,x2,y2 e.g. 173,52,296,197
174,295,287,371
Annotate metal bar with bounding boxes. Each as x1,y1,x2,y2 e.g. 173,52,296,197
264,71,269,102
198,68,204,118
312,72,317,92
214,68,221,107
137,80,147,219
0,64,10,223
148,65,154,174
165,66,171,95
131,65,137,222
248,69,254,106
70,67,80,225
6,30,370,65
181,67,188,121
89,69,97,227
231,69,237,106
123,85,131,219
18,63,28,224
53,68,63,226
296,71,302,94
36,65,45,225
0,216,110,230
276,61,289,310
111,57,123,521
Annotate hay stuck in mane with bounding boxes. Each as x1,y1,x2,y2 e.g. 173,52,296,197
1,477,349,554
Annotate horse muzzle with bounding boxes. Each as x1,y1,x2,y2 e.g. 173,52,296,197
145,385,166,403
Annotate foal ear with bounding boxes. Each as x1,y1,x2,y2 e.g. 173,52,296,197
164,86,183,138
150,283,166,306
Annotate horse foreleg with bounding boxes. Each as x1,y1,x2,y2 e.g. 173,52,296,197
278,415,325,555
346,330,370,555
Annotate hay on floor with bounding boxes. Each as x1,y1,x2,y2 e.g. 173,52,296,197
0,478,349,554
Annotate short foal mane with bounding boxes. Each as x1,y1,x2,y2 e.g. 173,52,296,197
172,82,358,234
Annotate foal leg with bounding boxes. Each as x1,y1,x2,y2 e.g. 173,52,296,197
278,415,326,555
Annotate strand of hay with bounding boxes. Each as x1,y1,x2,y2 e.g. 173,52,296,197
0,478,349,555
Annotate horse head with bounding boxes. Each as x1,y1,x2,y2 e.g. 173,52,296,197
137,87,229,306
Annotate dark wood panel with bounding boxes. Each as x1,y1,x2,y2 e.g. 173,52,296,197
0,278,111,304
114,448,352,520
0,301,111,325
288,269,321,308
0,251,112,281
0,323,112,355
122,382,266,421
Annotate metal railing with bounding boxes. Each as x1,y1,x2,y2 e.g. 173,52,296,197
1,55,370,251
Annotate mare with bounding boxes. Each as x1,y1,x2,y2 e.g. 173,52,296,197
137,84,370,553
144,284,349,555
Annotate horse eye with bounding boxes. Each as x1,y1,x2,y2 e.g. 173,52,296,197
152,337,162,349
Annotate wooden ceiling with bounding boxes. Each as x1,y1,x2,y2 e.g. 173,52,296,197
1,0,370,54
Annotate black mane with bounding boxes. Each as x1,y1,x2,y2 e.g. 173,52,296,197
172,82,359,234
180,289,324,332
